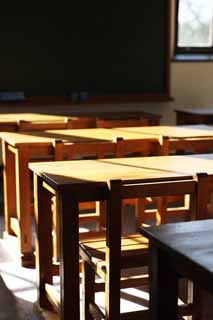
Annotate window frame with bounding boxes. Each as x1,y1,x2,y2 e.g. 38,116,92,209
175,0,213,55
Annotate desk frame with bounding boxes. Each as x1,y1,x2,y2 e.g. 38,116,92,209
175,109,213,125
2,141,55,265
34,174,109,320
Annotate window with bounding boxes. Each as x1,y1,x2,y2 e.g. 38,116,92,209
175,0,213,56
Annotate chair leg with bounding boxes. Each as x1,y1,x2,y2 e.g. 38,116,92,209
82,260,95,320
135,198,146,229
156,196,168,225
96,200,107,230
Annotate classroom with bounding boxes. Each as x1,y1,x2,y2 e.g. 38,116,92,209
0,1,213,319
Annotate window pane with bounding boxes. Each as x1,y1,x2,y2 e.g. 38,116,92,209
178,0,213,47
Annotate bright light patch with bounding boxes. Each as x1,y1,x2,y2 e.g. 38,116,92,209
178,0,213,47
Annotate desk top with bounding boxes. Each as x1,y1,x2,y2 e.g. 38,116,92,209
175,108,213,116
140,219,213,278
0,113,71,122
0,119,19,123
2,125,213,146
114,125,213,138
0,128,159,146
29,153,213,189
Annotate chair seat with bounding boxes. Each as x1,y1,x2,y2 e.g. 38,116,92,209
80,233,149,270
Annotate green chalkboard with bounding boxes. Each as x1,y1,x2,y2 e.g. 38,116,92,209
0,2,170,101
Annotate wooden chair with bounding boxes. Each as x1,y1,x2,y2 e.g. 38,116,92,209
96,135,169,229
96,118,149,128
80,174,207,320
51,137,169,260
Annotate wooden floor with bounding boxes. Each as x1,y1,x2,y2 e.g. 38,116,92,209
0,217,38,319
0,215,58,320
0,208,150,319
0,210,213,319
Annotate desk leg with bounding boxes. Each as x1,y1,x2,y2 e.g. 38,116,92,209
2,141,16,236
34,174,53,310
59,188,80,320
149,242,178,320
15,145,33,266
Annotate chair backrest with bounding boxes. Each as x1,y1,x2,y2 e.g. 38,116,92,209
170,138,213,155
70,117,96,129
106,174,208,260
53,135,169,161
116,136,169,157
53,139,118,160
96,118,149,128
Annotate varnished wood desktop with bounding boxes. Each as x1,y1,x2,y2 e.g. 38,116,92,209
0,106,161,127
0,113,95,131
141,219,213,319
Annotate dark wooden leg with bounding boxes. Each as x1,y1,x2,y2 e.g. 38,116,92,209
2,141,16,236
105,180,122,320
59,189,80,320
196,173,209,220
156,196,168,225
149,242,178,320
96,200,107,230
82,260,95,320
192,284,204,320
15,145,34,267
34,174,53,310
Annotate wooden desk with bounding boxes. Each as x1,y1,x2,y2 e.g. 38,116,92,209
175,108,213,125
116,124,213,138
140,219,213,319
116,125,213,153
1,128,163,266
0,113,68,122
94,111,161,125
0,105,161,126
0,113,95,131
29,154,213,319
30,156,197,320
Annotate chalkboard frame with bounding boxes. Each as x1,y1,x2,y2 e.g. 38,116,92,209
0,2,171,105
